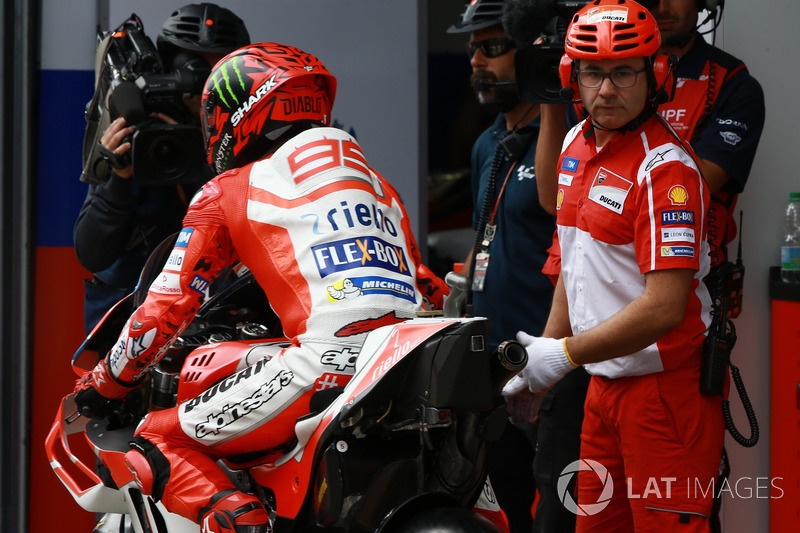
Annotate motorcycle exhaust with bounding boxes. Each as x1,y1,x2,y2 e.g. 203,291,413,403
491,339,528,392
494,340,527,373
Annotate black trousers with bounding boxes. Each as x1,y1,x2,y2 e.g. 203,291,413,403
532,367,591,533
488,421,538,533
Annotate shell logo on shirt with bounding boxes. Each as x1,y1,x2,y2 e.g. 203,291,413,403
668,185,689,206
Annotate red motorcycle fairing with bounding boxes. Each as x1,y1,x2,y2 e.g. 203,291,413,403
45,394,130,514
233,318,459,520
47,314,516,532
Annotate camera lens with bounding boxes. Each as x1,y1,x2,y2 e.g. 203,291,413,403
149,134,185,174
131,124,205,185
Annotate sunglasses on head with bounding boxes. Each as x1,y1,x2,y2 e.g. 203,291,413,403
467,37,515,59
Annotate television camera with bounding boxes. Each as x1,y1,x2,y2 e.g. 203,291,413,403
507,0,592,104
80,14,208,186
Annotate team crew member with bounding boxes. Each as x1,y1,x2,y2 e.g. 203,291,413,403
531,1,764,529
73,43,449,533
447,1,563,530
648,0,765,267
504,1,722,531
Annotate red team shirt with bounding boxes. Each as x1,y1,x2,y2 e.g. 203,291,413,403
555,116,712,378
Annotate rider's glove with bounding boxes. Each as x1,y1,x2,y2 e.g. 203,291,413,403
416,264,449,311
503,332,578,395
74,358,136,420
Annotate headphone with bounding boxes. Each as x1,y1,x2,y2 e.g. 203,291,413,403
648,54,678,105
696,0,724,13
557,53,677,106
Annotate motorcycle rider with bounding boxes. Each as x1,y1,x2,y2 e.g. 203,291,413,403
73,42,449,533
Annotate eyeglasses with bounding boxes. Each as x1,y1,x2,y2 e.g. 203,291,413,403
467,38,515,59
575,68,647,89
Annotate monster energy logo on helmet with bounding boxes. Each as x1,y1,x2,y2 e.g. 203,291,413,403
208,56,284,128
207,57,247,111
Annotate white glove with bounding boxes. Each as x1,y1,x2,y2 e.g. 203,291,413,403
502,375,544,425
507,332,576,395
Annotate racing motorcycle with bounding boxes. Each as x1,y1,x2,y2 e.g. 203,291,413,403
46,237,527,533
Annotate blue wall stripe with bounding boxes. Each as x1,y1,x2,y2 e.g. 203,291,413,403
37,69,93,247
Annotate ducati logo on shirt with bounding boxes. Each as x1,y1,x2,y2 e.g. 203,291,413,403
668,185,689,206
312,236,410,278
184,357,270,414
588,167,633,215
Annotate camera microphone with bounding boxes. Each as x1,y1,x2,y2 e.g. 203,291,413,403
109,81,148,125
559,86,575,101
472,79,517,91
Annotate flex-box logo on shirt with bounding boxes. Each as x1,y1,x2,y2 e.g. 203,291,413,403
312,235,410,278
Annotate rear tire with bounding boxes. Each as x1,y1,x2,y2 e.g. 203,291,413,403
383,506,503,533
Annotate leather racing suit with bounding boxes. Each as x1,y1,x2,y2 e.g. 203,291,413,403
97,127,447,523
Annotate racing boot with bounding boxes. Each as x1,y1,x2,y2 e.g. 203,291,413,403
199,490,272,533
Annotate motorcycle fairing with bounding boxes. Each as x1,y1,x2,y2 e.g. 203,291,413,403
341,317,462,412
45,394,130,514
244,318,461,520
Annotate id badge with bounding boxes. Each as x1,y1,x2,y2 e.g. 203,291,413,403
472,251,490,292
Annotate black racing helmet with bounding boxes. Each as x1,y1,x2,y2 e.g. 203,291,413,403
447,0,506,33
157,3,250,68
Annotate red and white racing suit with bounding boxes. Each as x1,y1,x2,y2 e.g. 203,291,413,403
554,116,724,531
104,127,448,523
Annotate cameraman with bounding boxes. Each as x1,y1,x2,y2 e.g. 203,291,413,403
74,3,250,334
